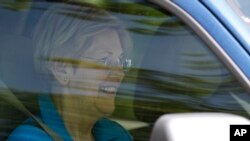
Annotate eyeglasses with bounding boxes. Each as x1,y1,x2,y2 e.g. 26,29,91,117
80,55,132,72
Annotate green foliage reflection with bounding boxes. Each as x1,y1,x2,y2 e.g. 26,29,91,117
0,0,31,10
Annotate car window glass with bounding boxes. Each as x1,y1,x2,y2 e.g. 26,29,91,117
0,1,250,141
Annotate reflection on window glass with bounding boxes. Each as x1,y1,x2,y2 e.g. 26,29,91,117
227,0,250,24
0,1,250,141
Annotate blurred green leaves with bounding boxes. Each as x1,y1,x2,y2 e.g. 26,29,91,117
80,0,166,17
0,0,183,35
78,0,181,35
0,0,31,11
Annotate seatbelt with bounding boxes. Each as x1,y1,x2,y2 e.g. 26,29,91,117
0,80,63,141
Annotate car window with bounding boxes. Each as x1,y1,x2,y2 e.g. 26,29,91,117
0,0,250,141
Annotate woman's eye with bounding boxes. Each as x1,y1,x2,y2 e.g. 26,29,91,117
99,57,108,65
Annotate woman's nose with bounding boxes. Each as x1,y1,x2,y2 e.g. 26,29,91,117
108,68,125,82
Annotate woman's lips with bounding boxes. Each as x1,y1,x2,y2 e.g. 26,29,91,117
98,76,122,96
99,85,118,96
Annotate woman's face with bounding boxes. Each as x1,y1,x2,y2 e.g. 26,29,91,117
68,29,124,116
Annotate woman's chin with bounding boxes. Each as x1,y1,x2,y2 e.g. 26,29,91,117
95,99,115,116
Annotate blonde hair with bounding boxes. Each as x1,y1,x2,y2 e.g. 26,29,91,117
33,2,132,77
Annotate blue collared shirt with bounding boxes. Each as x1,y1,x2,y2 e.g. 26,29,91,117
7,95,133,141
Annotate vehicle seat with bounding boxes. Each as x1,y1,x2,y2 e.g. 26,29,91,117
0,34,40,140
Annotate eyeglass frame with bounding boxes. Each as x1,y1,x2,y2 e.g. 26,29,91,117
79,55,132,73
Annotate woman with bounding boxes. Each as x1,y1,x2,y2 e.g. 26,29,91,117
8,2,133,141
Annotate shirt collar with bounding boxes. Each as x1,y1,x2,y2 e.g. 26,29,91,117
38,95,127,141
38,95,73,141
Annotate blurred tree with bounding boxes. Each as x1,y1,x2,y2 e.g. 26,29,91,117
0,0,31,11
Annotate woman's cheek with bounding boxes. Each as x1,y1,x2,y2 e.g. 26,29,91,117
94,95,116,115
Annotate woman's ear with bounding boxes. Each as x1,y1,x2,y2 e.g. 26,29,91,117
50,62,74,86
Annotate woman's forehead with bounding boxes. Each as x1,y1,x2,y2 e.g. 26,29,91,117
81,29,123,57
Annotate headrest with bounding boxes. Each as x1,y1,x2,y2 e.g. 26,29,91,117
0,34,39,92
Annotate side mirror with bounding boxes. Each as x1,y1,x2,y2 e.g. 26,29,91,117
150,113,250,141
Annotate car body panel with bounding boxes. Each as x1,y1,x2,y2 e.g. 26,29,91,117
202,0,250,55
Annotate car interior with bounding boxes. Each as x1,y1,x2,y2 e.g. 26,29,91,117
1,1,250,141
